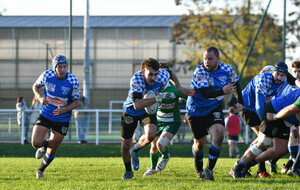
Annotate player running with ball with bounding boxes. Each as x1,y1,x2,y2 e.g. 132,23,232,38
121,58,193,180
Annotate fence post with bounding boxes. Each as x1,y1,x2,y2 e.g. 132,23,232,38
21,111,24,145
96,110,99,145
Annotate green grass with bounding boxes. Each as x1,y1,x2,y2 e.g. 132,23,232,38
0,144,298,189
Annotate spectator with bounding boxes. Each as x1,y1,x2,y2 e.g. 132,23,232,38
225,107,241,158
16,97,30,144
30,95,41,125
74,90,89,144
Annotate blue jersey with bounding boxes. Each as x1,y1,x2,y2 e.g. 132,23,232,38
271,89,300,125
275,84,295,98
242,72,288,120
186,62,239,117
123,69,170,116
35,70,80,122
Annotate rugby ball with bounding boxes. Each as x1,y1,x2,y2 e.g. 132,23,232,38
144,90,159,115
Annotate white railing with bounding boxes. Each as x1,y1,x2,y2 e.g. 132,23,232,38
0,108,251,145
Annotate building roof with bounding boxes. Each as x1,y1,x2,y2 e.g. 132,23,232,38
0,16,181,28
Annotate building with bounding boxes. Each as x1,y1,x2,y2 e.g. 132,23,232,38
0,16,194,108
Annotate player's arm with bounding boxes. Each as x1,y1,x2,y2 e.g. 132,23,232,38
32,83,49,106
131,92,161,110
53,99,79,116
233,82,244,112
255,93,265,121
198,83,236,98
169,71,194,96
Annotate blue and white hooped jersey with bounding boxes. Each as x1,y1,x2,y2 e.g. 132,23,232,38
242,72,288,112
35,69,80,122
123,69,170,116
271,89,300,125
186,62,239,117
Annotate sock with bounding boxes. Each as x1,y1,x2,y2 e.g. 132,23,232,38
289,146,299,161
125,162,132,172
150,152,160,169
192,148,203,173
160,146,169,159
292,150,300,171
235,160,246,171
249,159,258,167
39,140,49,149
270,157,280,165
257,162,266,173
38,152,55,172
207,144,221,170
132,143,142,153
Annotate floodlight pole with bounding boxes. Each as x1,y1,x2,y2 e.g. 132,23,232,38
282,0,286,62
239,0,272,79
46,43,49,70
83,0,90,105
69,0,73,73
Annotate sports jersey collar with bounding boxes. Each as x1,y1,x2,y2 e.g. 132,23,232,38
162,81,171,91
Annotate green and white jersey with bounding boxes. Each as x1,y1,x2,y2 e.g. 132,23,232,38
294,96,300,109
157,81,187,123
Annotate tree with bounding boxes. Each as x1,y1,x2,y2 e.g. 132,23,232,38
172,0,299,84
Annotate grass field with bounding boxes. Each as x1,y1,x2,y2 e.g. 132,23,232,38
0,144,298,189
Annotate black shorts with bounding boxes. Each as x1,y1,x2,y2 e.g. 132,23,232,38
241,108,261,127
121,111,157,139
259,102,290,140
35,114,70,136
228,135,239,143
186,105,225,139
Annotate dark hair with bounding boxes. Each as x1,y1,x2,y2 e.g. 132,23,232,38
205,47,219,57
159,62,169,69
228,106,236,114
141,58,160,71
17,96,24,103
291,61,300,69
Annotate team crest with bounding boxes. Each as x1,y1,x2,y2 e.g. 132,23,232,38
213,112,221,119
46,82,56,92
61,126,68,134
125,116,133,124
219,76,227,85
61,86,70,95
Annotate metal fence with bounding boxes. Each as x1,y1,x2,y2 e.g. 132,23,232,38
0,108,254,145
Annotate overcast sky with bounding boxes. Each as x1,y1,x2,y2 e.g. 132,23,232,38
0,0,298,61
0,0,295,17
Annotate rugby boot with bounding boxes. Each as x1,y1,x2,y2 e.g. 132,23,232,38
122,171,134,180
143,168,157,177
156,154,170,172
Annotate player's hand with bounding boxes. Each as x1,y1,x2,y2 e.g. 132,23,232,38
222,83,236,95
53,105,64,116
39,97,50,106
266,112,276,121
235,103,243,112
178,87,195,96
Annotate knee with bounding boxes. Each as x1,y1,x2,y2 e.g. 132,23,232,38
121,139,131,151
31,139,42,149
250,133,272,156
146,134,156,142
157,137,170,152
